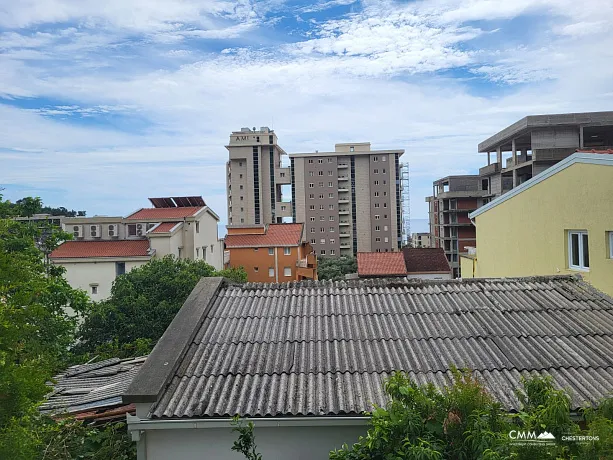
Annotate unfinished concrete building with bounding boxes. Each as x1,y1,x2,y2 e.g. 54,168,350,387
427,111,613,277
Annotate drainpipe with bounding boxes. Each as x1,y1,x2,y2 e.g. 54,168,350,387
274,247,279,282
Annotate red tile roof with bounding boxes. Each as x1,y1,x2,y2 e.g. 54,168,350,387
225,223,304,248
126,207,203,220
50,240,151,259
357,252,407,277
150,222,179,233
402,247,451,273
576,149,613,154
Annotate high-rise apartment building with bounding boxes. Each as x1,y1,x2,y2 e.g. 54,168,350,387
226,127,291,226
427,111,613,277
290,143,404,257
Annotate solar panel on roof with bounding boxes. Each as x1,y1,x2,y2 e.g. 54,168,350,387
149,196,206,208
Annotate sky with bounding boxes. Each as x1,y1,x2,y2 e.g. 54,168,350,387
1,0,612,224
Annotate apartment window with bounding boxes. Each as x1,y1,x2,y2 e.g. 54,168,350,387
308,159,314,164
330,239,335,244
318,171,324,176
254,267,259,272
374,203,380,208
320,227,325,232
310,227,315,233
382,169,386,174
319,194,324,199
311,239,316,244
383,180,387,185
239,162,243,167
350,146,355,152
384,214,388,219
196,248,200,258
239,174,243,179
320,204,325,210
328,193,334,198
90,284,98,295
269,268,275,277
609,232,613,259
309,183,314,188
329,204,334,210
284,267,291,277
268,248,274,255
310,217,315,222
310,205,315,210
384,225,388,231
280,172,285,177
375,215,380,220
309,171,314,176
382,156,387,162
284,247,291,255
383,202,387,208
374,191,379,197
373,156,378,162
384,237,389,243
240,218,245,223
328,182,333,187
568,231,589,270
203,246,207,260
328,171,333,176
374,180,379,185
320,216,325,221
321,250,326,255
452,240,458,251
319,182,324,187
320,238,326,244
269,135,273,144
281,205,286,211
329,227,335,232
240,196,244,201
328,158,333,163
241,207,244,212
318,159,323,164
115,262,126,276
239,185,243,190
481,179,489,191
309,194,314,199
374,169,378,174
329,216,335,221
254,248,259,252
256,136,260,142
375,226,380,231
383,191,387,196
375,237,381,242
330,249,335,255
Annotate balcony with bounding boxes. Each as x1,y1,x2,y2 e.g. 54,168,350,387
338,198,350,204
339,209,350,215
340,243,351,249
339,221,350,226
275,201,292,218
338,175,349,181
479,162,500,176
337,163,349,169
339,232,351,238
338,187,349,192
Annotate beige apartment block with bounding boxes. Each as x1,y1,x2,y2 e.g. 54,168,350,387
290,143,404,258
226,127,291,226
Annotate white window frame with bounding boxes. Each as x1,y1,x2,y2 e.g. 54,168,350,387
268,248,274,255
609,231,613,259
568,230,589,270
284,247,291,255
283,267,291,277
268,267,275,277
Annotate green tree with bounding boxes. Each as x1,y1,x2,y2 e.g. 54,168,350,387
0,216,89,455
317,256,357,281
74,256,247,360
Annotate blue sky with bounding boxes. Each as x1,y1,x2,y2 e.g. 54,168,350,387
1,0,612,223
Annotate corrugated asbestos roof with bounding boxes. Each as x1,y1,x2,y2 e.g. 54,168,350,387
41,357,146,416
148,276,613,418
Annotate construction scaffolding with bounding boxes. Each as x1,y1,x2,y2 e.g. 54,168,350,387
400,163,410,246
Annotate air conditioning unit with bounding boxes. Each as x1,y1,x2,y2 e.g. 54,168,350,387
72,225,83,239
90,224,101,238
108,224,118,238
136,223,144,236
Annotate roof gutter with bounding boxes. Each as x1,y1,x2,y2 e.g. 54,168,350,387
126,414,369,434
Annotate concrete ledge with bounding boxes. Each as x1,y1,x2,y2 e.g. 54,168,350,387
123,277,226,404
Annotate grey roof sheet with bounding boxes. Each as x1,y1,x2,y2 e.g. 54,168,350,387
41,357,146,415
149,276,613,418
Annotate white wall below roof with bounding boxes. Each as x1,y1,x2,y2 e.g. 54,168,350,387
55,259,148,300
141,425,367,460
406,273,452,280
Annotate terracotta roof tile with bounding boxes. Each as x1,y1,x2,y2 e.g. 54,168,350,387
50,240,151,259
126,207,203,219
225,224,304,248
402,247,451,273
357,252,407,276
150,222,179,233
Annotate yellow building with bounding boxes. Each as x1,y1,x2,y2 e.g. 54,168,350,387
461,152,613,297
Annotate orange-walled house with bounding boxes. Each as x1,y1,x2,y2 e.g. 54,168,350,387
224,223,317,282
